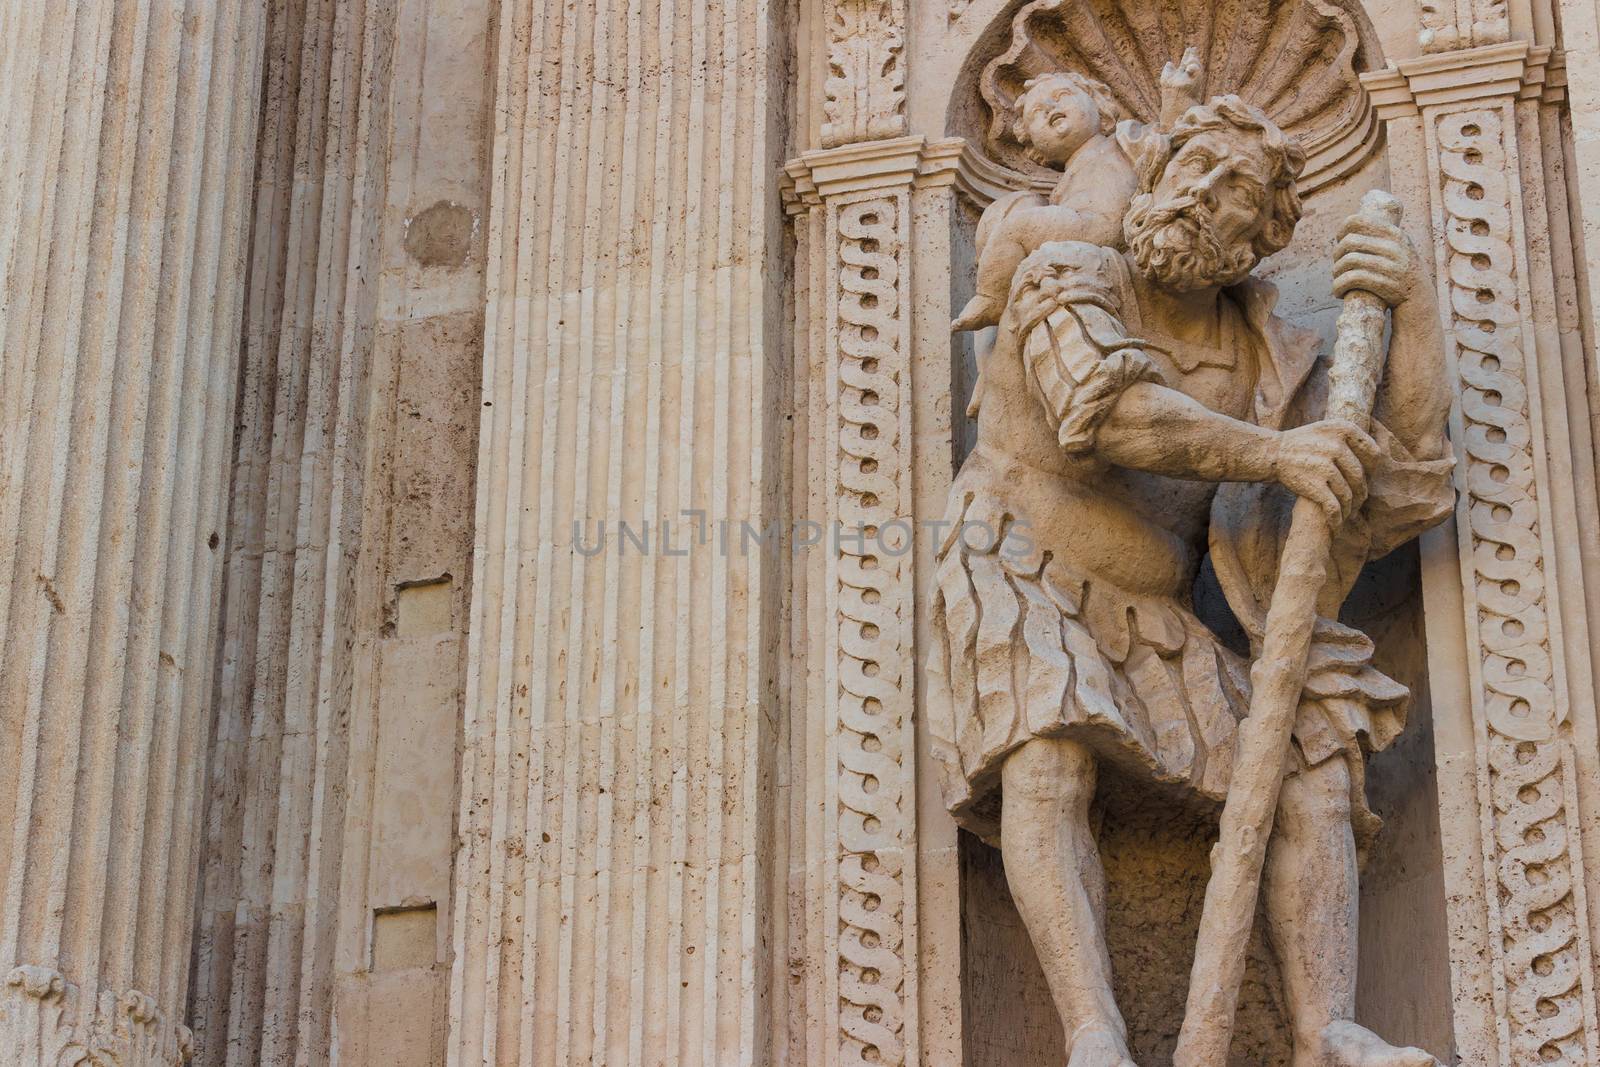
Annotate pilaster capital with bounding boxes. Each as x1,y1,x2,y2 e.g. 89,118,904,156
786,135,927,202
1360,40,1557,117
783,135,1047,214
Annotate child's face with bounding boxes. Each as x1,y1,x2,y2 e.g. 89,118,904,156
1020,85,1099,166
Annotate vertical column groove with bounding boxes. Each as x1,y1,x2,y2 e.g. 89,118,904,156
0,2,269,1064
447,0,789,1062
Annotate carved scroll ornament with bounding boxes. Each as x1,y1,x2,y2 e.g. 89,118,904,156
831,193,914,1067
0,966,192,1066
1437,106,1593,1066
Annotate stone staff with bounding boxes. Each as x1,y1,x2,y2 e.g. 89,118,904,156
1173,188,1404,1067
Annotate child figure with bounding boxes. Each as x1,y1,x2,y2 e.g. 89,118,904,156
953,50,1204,333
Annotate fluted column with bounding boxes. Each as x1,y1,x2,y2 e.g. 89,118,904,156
0,3,267,1064
446,0,789,1062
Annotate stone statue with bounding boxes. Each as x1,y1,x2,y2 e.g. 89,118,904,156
932,91,1456,1066
952,51,1202,333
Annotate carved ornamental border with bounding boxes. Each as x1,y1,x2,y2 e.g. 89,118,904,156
787,139,923,1067
782,132,1026,1067
1364,42,1600,1067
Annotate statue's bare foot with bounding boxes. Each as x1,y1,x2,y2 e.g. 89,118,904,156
952,293,1001,332
1299,1021,1441,1067
1066,1025,1138,1067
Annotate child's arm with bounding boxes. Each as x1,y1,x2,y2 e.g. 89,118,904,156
996,200,1124,255
953,192,1048,331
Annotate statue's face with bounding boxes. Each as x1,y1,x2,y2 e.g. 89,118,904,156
1018,83,1099,166
1125,126,1273,291
1152,130,1271,251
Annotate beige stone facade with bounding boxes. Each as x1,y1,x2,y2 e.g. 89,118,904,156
6,0,1600,1064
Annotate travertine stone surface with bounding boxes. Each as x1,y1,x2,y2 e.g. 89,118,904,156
188,4,388,1060
0,2,267,1063
1365,37,1600,1067
187,3,492,1065
788,136,930,1067
446,0,789,1064
14,1,1600,1065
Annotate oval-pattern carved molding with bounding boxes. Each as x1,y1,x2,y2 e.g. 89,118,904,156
953,0,1384,194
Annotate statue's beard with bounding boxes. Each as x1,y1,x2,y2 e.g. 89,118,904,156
1125,193,1259,291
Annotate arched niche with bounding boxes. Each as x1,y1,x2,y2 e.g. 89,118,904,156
925,3,1457,1063
945,0,1385,195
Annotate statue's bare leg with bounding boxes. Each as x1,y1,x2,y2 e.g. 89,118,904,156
1000,737,1136,1067
1266,755,1442,1067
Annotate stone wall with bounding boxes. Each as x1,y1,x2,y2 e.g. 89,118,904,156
187,2,492,1064
7,1,1600,1065
0,4,268,1062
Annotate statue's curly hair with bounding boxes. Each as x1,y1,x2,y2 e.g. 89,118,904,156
1011,72,1122,159
1158,95,1308,258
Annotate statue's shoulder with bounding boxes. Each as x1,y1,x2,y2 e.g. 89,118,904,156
1009,241,1131,332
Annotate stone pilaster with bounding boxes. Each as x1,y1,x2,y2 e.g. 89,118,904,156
783,131,1009,1067
1363,39,1600,1067
787,138,925,1067
0,2,268,1064
445,0,789,1062
790,13,921,1067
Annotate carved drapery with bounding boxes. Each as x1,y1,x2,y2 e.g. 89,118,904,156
1365,42,1600,1066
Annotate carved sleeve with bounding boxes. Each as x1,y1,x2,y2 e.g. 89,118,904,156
1008,242,1163,454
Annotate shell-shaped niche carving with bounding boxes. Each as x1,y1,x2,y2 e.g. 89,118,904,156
963,0,1382,194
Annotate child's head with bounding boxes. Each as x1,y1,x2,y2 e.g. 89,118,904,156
1012,72,1121,167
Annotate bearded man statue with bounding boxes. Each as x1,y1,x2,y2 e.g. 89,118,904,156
931,94,1456,1067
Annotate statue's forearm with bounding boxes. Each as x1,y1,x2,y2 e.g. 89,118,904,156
1375,289,1451,460
1095,381,1279,482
